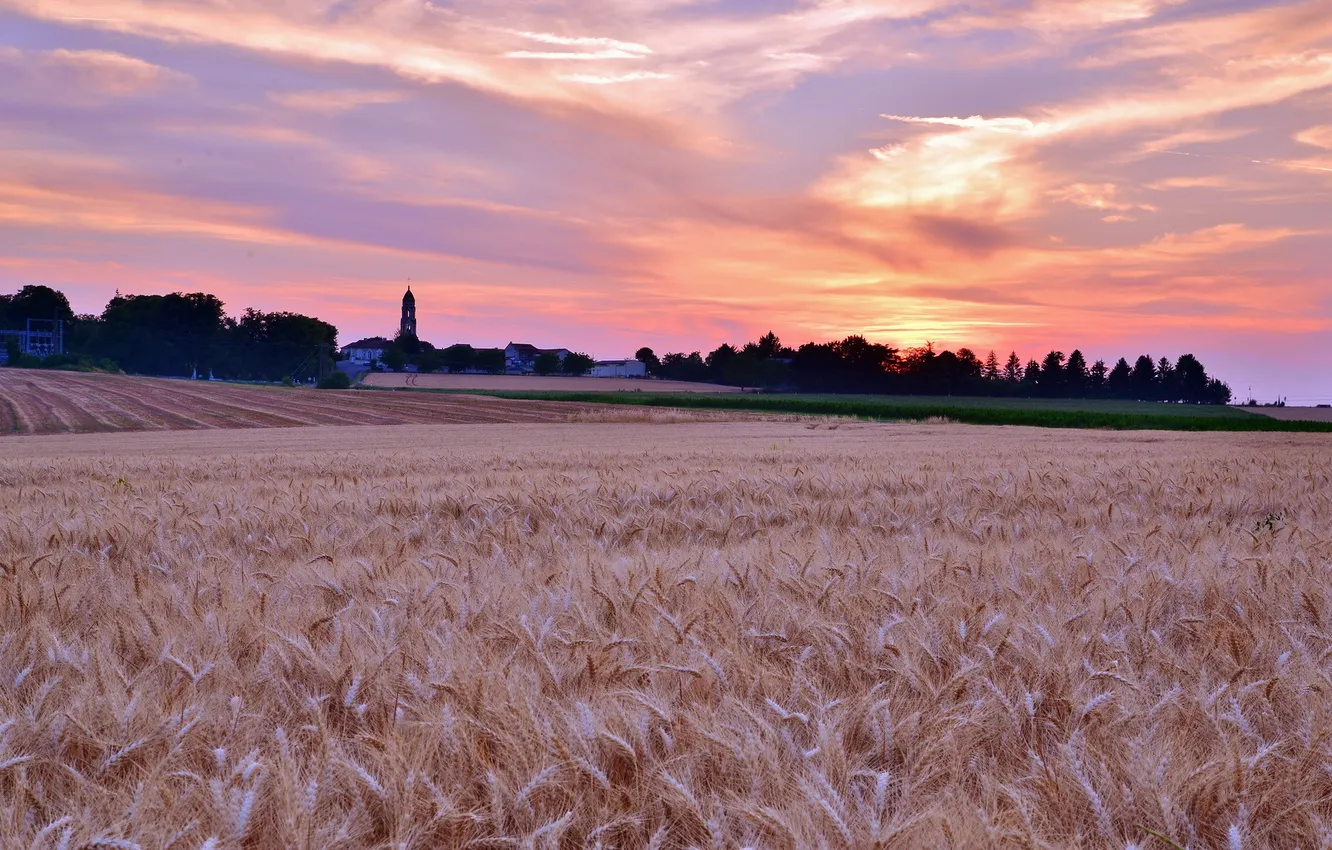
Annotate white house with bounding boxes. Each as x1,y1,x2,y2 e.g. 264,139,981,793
505,342,569,374
342,336,391,364
590,359,647,379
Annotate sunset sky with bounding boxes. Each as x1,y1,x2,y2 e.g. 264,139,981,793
2,0,1329,400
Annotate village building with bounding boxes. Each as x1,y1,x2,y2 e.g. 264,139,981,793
504,342,570,374
341,336,391,364
340,289,615,377
590,359,647,378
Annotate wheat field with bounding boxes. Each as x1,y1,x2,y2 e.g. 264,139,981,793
1,421,1330,849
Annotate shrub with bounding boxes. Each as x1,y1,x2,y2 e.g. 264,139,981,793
317,371,352,389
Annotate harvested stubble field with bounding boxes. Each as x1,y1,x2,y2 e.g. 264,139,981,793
0,370,683,434
1,421,1331,849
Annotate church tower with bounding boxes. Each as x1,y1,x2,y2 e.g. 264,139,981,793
400,286,417,337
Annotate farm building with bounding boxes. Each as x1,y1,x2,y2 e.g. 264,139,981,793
505,343,570,374
590,359,647,379
342,337,391,364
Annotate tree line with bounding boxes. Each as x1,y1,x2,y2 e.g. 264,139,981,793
636,332,1233,403
3,284,1233,402
1,285,337,381
378,333,596,376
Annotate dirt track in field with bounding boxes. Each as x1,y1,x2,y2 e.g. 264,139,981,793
0,369,639,435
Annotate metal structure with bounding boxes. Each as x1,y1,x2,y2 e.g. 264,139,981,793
0,319,64,363
287,343,336,383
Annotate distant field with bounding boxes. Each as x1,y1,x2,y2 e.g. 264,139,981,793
1253,406,1332,422
364,372,735,393
381,387,1332,432
757,393,1260,419
0,368,691,434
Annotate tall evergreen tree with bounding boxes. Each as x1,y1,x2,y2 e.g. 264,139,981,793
1129,355,1157,399
1004,352,1023,382
1089,359,1108,392
1156,356,1177,401
1039,350,1066,396
755,331,783,359
1065,350,1089,396
1022,359,1041,390
984,350,1000,381
1175,354,1209,403
1108,358,1132,397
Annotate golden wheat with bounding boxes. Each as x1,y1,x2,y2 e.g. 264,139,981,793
0,421,1329,848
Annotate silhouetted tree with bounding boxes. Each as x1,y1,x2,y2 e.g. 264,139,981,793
1155,356,1177,401
706,344,738,379
561,352,595,376
1022,359,1041,391
1004,352,1023,383
1108,358,1132,397
723,353,763,388
417,348,446,373
100,292,227,376
984,350,1000,382
1065,350,1089,396
837,335,898,375
1089,359,1108,393
533,352,561,375
442,344,475,373
790,342,846,392
955,348,984,381
1,285,74,327
1205,377,1232,405
1039,351,1066,396
1130,355,1156,399
659,352,709,382
381,346,407,372
395,330,421,356
635,347,660,376
1175,354,1209,403
474,348,505,373
755,331,783,359
218,308,337,381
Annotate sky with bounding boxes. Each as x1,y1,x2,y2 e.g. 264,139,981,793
1,0,1329,401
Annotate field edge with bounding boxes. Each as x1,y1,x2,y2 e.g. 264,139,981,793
359,386,1332,432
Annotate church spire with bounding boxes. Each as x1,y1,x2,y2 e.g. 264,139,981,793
400,286,417,337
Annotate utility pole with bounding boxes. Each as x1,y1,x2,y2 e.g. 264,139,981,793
318,344,334,382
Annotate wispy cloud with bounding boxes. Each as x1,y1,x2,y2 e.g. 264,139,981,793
0,47,193,100
268,89,408,115
505,49,652,60
560,72,674,85
510,31,653,55
880,114,1053,134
